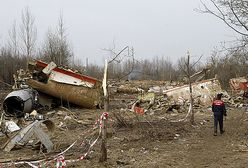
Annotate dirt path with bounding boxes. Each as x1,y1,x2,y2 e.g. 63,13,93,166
102,108,248,168
185,108,248,168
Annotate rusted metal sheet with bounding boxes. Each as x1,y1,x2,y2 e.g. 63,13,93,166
26,60,103,108
163,78,223,106
229,77,248,91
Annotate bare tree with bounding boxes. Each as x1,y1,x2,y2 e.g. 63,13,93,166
177,52,205,124
40,14,73,65
20,7,37,58
42,29,60,63
57,13,73,65
199,0,248,37
98,46,134,162
199,0,248,55
8,21,19,57
180,52,195,124
187,53,195,124
198,1,248,88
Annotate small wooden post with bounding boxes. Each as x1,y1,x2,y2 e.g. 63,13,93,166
100,60,108,162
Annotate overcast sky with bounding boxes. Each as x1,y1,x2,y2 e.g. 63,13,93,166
0,0,237,66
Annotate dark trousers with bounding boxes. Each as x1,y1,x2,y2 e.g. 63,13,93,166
214,115,223,133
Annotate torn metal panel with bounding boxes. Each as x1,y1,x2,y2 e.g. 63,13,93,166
163,78,223,106
229,77,248,91
3,89,38,117
33,124,53,152
3,120,54,152
26,60,103,108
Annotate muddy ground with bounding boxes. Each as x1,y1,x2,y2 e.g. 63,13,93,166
1,89,248,168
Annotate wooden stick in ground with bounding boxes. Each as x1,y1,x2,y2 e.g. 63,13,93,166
100,113,107,162
100,59,108,162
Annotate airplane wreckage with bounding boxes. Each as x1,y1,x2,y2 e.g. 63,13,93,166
3,60,231,118
3,60,103,117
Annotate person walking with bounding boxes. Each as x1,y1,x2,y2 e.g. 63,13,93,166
212,93,227,136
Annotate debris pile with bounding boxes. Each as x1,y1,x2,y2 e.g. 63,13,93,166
109,78,227,115
229,76,248,107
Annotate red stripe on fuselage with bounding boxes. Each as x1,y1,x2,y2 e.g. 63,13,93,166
36,60,98,85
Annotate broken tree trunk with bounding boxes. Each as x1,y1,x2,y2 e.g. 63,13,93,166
100,60,108,162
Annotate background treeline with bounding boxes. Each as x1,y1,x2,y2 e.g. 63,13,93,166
1,45,247,90
0,5,248,90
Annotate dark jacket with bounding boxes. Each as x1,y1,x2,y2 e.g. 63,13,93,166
212,100,227,116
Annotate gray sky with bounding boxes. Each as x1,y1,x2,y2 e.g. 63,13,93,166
0,0,237,66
